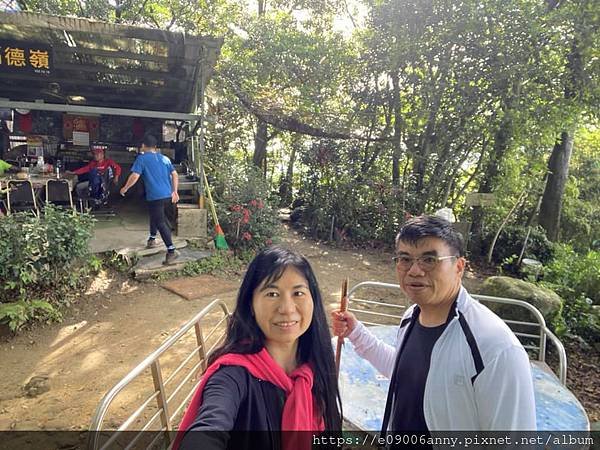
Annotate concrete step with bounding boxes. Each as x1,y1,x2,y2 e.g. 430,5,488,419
133,247,212,279
115,237,188,258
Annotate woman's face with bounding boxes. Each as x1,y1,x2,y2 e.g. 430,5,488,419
251,266,314,348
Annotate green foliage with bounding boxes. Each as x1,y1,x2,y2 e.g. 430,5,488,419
486,225,555,268
101,251,137,272
17,0,240,36
0,206,97,331
152,250,248,281
180,251,245,277
213,166,281,252
559,126,600,249
293,139,406,247
0,299,61,332
539,244,600,342
542,245,600,305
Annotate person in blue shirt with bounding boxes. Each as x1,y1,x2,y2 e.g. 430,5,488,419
120,134,180,265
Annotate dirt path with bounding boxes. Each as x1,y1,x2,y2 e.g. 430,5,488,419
0,225,595,431
0,226,403,431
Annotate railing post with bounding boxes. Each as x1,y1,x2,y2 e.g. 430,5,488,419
150,360,172,445
539,329,547,363
194,322,208,372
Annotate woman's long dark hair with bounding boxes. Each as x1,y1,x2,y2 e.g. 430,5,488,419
208,246,342,430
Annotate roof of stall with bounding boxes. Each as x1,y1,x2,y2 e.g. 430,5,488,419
0,11,223,117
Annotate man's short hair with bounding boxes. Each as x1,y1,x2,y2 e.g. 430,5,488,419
142,134,158,148
396,215,464,256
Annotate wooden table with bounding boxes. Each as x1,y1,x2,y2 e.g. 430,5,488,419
0,173,77,205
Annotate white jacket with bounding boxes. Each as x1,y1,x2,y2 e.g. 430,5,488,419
347,286,536,430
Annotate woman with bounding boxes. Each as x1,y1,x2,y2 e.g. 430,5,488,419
174,246,342,450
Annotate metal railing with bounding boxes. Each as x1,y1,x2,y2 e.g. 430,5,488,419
88,299,231,450
347,282,567,384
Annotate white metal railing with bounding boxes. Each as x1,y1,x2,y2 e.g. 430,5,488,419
88,299,231,450
347,282,567,384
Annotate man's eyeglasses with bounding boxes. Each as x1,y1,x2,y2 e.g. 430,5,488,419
392,255,458,272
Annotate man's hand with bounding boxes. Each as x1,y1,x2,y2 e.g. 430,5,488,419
119,187,127,197
171,191,179,203
330,307,358,338
113,175,120,184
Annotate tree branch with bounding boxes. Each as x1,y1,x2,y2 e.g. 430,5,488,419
221,75,389,142
166,6,177,31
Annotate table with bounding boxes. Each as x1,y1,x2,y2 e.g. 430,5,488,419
0,173,76,205
337,325,589,433
0,173,76,189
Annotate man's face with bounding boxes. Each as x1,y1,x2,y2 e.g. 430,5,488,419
93,151,104,162
395,237,465,308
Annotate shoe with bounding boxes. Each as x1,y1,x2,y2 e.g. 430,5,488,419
163,250,180,265
146,239,157,249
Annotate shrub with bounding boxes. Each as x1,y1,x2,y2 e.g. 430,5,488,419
181,252,247,277
296,176,406,247
539,244,600,343
0,206,97,331
486,225,555,268
213,166,281,252
542,244,600,304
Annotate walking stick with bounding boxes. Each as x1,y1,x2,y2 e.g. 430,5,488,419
335,278,349,376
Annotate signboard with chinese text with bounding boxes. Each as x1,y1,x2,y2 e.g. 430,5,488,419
0,40,53,75
465,192,496,207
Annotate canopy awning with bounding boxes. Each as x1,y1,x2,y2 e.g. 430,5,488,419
0,12,223,118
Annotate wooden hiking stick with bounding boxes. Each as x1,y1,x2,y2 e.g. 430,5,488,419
335,278,349,376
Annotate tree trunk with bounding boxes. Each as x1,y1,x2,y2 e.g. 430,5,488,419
115,0,121,22
538,20,584,241
469,114,512,257
252,118,268,172
391,72,402,186
539,131,574,241
278,141,297,206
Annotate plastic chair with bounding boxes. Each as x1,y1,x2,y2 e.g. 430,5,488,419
6,179,38,215
45,179,74,210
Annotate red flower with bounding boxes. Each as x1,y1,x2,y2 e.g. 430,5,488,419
242,208,251,224
266,239,273,246
249,199,258,207
257,200,264,209
231,204,242,212
242,232,252,241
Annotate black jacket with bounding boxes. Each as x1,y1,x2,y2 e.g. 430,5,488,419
179,365,285,450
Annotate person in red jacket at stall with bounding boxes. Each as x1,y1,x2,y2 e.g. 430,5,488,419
68,147,122,200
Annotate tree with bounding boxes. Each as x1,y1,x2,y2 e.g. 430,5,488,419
539,0,599,241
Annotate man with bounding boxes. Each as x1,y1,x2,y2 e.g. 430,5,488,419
69,147,122,200
120,134,180,265
332,215,535,436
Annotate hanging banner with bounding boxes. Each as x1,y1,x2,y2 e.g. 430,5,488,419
0,40,53,75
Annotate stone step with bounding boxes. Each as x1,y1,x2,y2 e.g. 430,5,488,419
115,237,188,258
133,248,212,280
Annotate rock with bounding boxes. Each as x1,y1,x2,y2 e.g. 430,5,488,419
478,276,562,325
566,333,592,351
23,375,50,398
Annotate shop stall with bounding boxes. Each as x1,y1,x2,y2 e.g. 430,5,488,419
0,11,223,244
